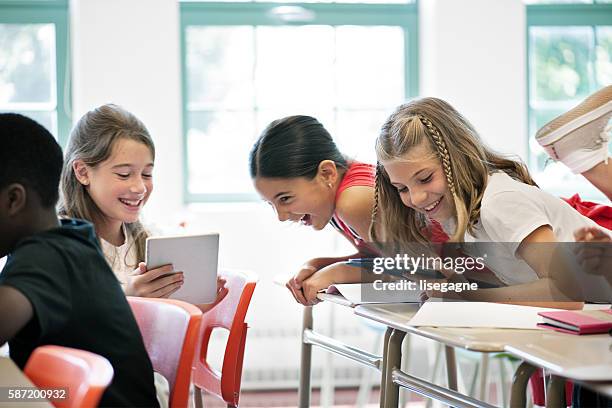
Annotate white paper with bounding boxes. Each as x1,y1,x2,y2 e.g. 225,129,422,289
407,302,560,329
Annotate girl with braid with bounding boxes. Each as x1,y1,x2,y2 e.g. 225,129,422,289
372,97,609,307
250,115,448,304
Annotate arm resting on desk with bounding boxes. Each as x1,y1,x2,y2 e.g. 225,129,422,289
458,226,584,310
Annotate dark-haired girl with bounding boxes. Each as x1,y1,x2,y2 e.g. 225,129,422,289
250,115,447,304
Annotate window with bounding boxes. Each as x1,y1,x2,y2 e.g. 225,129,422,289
0,0,70,144
526,0,612,199
181,1,418,202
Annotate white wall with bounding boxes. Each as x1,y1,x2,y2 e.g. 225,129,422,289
71,0,184,219
420,0,527,158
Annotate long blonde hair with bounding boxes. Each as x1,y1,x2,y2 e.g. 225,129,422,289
59,104,155,263
370,97,536,246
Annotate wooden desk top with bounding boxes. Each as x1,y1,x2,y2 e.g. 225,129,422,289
0,358,52,407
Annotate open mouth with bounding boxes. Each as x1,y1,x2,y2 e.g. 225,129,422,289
299,214,312,226
422,197,442,214
118,198,143,209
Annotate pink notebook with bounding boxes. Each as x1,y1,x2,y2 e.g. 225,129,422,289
537,309,612,335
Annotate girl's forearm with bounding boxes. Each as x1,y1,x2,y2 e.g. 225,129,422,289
306,252,368,270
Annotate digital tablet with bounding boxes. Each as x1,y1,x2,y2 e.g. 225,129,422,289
145,233,219,304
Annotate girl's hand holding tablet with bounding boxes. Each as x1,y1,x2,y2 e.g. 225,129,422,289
124,262,184,298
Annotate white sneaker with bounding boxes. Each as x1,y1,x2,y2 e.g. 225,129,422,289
536,85,612,174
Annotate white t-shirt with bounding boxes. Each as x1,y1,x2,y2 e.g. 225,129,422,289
463,172,600,285
100,224,138,287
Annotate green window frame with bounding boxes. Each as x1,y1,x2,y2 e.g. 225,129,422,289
180,1,419,203
0,0,71,145
526,2,612,178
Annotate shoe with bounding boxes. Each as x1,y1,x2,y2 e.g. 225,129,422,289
536,85,612,174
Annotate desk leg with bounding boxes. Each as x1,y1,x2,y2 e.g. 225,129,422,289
445,346,458,391
380,327,393,408
510,361,537,408
384,329,406,408
398,334,411,408
299,306,313,408
545,375,566,408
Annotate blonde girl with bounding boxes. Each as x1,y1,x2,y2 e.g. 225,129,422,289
372,97,607,307
60,104,226,306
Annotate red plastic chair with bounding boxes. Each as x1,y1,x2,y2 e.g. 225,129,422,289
24,345,113,408
127,297,202,408
193,269,258,408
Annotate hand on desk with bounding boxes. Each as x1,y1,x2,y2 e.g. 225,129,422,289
301,265,342,305
287,261,358,306
286,261,319,306
124,262,184,298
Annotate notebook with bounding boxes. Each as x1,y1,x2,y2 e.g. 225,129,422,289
323,283,423,307
537,309,612,335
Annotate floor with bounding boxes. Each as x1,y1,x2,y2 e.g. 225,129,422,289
201,387,428,407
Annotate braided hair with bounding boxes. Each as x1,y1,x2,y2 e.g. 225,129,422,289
372,97,535,246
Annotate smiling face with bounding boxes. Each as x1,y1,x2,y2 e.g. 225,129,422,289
381,141,454,224
254,176,336,231
78,138,154,228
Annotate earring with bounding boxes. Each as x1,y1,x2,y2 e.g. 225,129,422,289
328,183,332,188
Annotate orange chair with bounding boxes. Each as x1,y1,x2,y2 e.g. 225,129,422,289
127,297,202,408
193,269,258,408
24,345,113,408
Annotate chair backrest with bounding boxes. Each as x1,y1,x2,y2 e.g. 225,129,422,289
193,269,257,407
24,345,113,408
127,297,202,408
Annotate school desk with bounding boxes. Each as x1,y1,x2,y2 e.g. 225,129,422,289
300,294,463,408
505,331,612,407
0,357,51,407
355,303,506,408
355,303,612,408
303,294,517,408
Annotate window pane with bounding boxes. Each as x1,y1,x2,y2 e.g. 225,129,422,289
336,109,390,163
255,26,335,110
187,111,255,195
200,0,416,3
186,26,254,110
184,18,412,199
335,0,412,3
255,109,334,136
596,27,612,88
0,110,56,136
0,24,55,106
524,0,592,4
336,26,404,109
530,26,594,103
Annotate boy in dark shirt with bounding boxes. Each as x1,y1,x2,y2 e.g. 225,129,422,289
0,113,158,407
